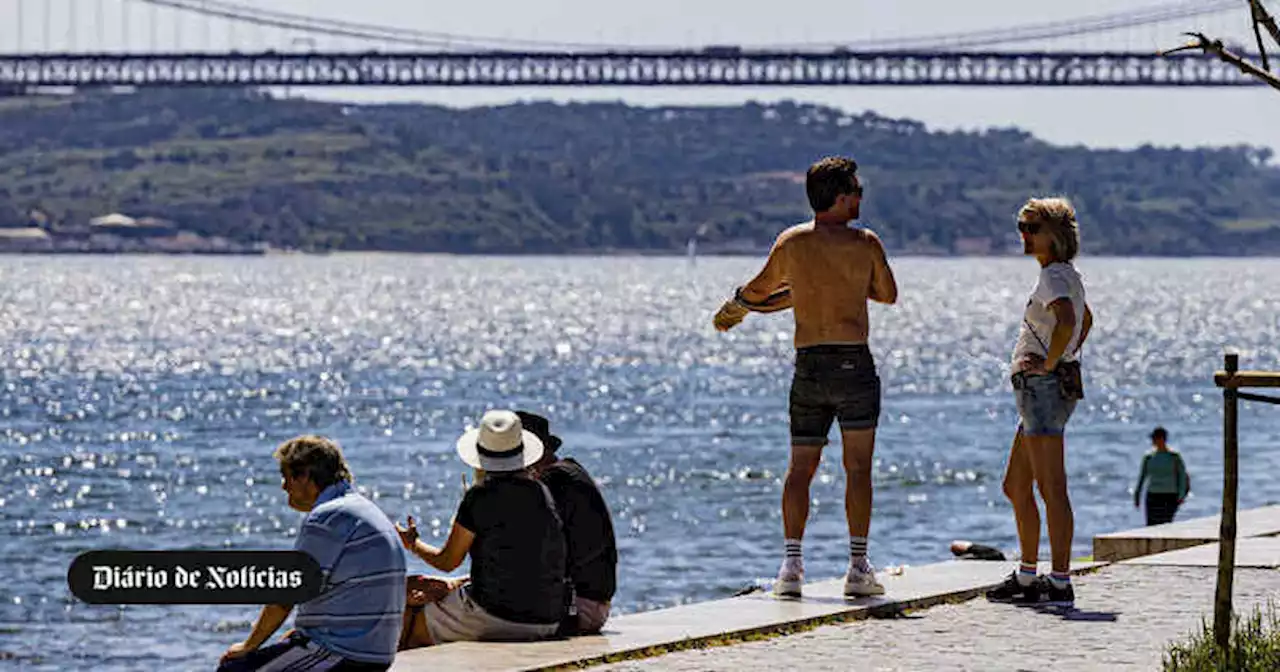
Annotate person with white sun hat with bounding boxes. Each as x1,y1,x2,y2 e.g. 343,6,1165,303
395,410,569,649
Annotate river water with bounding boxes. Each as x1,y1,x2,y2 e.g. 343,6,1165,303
2,254,1278,670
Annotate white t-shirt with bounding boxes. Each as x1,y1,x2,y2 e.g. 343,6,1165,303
1010,262,1087,373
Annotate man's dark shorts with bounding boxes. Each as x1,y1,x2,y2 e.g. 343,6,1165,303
790,344,880,446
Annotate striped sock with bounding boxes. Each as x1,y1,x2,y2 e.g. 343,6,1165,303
1017,562,1038,587
785,539,803,561
850,536,868,561
1048,571,1071,589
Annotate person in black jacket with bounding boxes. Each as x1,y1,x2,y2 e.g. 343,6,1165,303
518,411,618,635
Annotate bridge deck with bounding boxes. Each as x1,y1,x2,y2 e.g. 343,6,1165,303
0,51,1264,87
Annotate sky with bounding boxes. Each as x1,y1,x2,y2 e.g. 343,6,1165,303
1,0,1277,154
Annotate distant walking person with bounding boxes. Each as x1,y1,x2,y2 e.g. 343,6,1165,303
1135,426,1190,526
987,197,1094,608
713,156,899,599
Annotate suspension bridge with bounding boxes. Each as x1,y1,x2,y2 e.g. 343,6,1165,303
0,0,1270,88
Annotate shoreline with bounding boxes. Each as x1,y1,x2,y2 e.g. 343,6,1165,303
3,249,1280,259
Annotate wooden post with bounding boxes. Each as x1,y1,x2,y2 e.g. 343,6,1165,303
1214,352,1240,654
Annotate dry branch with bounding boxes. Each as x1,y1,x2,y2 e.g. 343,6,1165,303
1162,1,1280,91
1162,32,1280,91
1250,2,1271,71
1251,0,1280,52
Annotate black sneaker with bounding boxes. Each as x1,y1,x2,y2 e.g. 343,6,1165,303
1042,577,1075,607
986,571,1041,603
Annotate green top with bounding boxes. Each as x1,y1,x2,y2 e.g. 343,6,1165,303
1135,450,1190,504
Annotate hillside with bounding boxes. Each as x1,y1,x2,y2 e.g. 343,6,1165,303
0,88,1277,255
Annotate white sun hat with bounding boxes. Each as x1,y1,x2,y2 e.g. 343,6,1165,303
455,409,545,473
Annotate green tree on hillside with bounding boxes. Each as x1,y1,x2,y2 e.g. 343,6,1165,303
1,89,1278,254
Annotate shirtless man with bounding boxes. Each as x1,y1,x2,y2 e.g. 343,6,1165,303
713,156,898,599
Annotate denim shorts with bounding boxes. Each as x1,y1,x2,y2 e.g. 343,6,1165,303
790,344,881,446
1013,372,1077,437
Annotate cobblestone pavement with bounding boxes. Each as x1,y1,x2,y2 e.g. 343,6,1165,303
592,565,1280,672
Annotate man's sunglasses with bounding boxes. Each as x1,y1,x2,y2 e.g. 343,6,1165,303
1017,220,1041,235
848,184,864,197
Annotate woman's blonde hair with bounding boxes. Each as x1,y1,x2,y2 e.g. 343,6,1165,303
1018,196,1080,262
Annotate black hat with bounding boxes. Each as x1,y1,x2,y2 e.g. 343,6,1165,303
515,411,563,453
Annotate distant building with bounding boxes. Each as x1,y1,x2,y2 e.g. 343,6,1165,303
88,213,136,227
0,227,53,251
0,210,266,255
88,213,176,238
953,237,994,255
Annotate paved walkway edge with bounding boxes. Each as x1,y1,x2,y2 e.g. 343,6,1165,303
1093,504,1280,562
394,505,1276,671
390,560,1108,672
547,564,1109,672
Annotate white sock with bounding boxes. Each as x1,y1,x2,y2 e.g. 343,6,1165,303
784,539,803,565
850,535,868,563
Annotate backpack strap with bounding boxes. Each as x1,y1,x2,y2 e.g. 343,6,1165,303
1174,453,1187,498
1024,302,1084,363
536,477,578,636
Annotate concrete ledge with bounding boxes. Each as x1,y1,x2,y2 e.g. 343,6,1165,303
1120,537,1280,569
1092,505,1280,562
389,559,1106,672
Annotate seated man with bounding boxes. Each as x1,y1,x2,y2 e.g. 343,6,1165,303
518,410,618,635
397,410,568,648
219,435,406,672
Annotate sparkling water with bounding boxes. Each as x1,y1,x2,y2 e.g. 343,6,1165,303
2,254,1278,670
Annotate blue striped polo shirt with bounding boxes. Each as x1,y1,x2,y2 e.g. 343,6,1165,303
292,480,407,664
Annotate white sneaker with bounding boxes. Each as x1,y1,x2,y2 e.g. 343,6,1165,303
774,558,804,597
844,559,885,597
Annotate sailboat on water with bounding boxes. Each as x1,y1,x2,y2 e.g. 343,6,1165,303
687,224,709,266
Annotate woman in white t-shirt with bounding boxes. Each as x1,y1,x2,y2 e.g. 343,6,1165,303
986,197,1094,609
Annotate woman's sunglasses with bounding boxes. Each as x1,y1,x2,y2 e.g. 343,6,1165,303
1016,220,1041,235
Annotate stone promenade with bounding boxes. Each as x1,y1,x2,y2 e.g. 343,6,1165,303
595,563,1280,672
392,510,1280,672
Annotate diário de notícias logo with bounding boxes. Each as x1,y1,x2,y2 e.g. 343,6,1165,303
67,550,324,605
